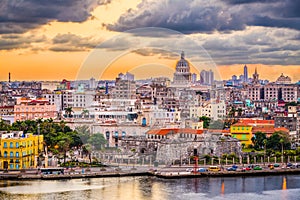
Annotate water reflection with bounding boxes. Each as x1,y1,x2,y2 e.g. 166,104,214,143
0,175,299,200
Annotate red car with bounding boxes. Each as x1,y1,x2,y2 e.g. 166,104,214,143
242,167,251,171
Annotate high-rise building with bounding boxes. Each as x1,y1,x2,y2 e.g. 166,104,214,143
200,69,214,85
191,73,197,83
244,65,248,83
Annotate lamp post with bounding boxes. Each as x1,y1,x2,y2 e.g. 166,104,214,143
280,138,284,164
37,123,40,168
263,139,267,166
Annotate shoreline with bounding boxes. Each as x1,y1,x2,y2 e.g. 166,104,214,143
0,168,300,180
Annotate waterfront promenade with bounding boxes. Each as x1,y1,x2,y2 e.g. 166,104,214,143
1,165,300,180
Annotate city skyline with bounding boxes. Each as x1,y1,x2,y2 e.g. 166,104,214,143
1,0,300,82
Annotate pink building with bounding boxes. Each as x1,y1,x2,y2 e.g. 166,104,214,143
14,97,57,122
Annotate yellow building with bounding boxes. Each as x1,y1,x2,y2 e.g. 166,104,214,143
230,123,253,147
0,132,43,170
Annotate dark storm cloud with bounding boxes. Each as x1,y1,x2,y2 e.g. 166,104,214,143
0,0,111,34
106,0,247,33
106,0,300,33
224,0,278,4
50,33,101,52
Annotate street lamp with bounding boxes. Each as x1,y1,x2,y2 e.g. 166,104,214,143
263,139,267,166
37,123,41,168
280,138,284,164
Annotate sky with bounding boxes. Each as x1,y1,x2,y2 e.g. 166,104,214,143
1,0,300,82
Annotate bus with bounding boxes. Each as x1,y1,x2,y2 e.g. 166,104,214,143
40,168,64,175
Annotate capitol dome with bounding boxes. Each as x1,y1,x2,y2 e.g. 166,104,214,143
175,51,190,73
173,51,192,86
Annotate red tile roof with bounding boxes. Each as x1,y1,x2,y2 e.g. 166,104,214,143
239,119,274,124
146,128,203,135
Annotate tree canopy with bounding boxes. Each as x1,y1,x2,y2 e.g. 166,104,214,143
251,131,267,150
266,131,291,151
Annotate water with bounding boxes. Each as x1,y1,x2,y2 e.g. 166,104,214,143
0,175,299,200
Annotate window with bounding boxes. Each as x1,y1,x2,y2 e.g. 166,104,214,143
4,151,7,158
3,142,7,148
16,152,19,158
10,151,13,158
242,134,247,140
10,142,13,148
10,164,14,169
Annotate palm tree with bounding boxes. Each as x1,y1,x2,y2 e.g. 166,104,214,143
229,107,236,118
81,109,89,118
65,107,73,118
237,108,243,117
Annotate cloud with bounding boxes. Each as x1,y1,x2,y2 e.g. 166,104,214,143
0,0,111,34
132,48,178,59
200,26,300,65
106,0,300,33
49,33,101,52
0,34,46,50
106,0,247,33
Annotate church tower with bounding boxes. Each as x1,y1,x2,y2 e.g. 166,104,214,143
252,67,259,84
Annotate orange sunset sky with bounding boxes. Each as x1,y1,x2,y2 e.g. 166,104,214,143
1,0,300,82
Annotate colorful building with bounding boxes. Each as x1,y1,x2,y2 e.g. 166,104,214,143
14,97,57,122
230,119,289,147
230,123,253,147
0,132,43,170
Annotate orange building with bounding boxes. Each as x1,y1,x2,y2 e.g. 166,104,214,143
14,97,57,122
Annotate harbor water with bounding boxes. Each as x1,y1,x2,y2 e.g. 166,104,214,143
0,175,299,200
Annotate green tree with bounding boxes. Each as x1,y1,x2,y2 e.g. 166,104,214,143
56,133,73,164
237,108,243,117
229,107,236,118
209,120,224,130
87,133,106,150
251,131,267,150
266,131,291,151
199,116,211,129
0,119,10,131
81,109,89,118
75,125,91,145
65,107,74,118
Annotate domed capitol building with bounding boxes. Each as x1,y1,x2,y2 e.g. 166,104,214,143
172,51,192,87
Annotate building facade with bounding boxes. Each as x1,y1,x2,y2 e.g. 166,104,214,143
0,132,43,170
14,97,57,122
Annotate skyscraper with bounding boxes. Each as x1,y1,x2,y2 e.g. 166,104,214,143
200,69,214,85
244,65,248,83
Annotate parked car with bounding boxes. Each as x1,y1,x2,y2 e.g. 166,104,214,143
273,163,280,168
208,166,221,172
243,167,251,171
287,163,293,167
227,167,237,171
197,168,207,172
253,165,262,170
186,168,193,172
